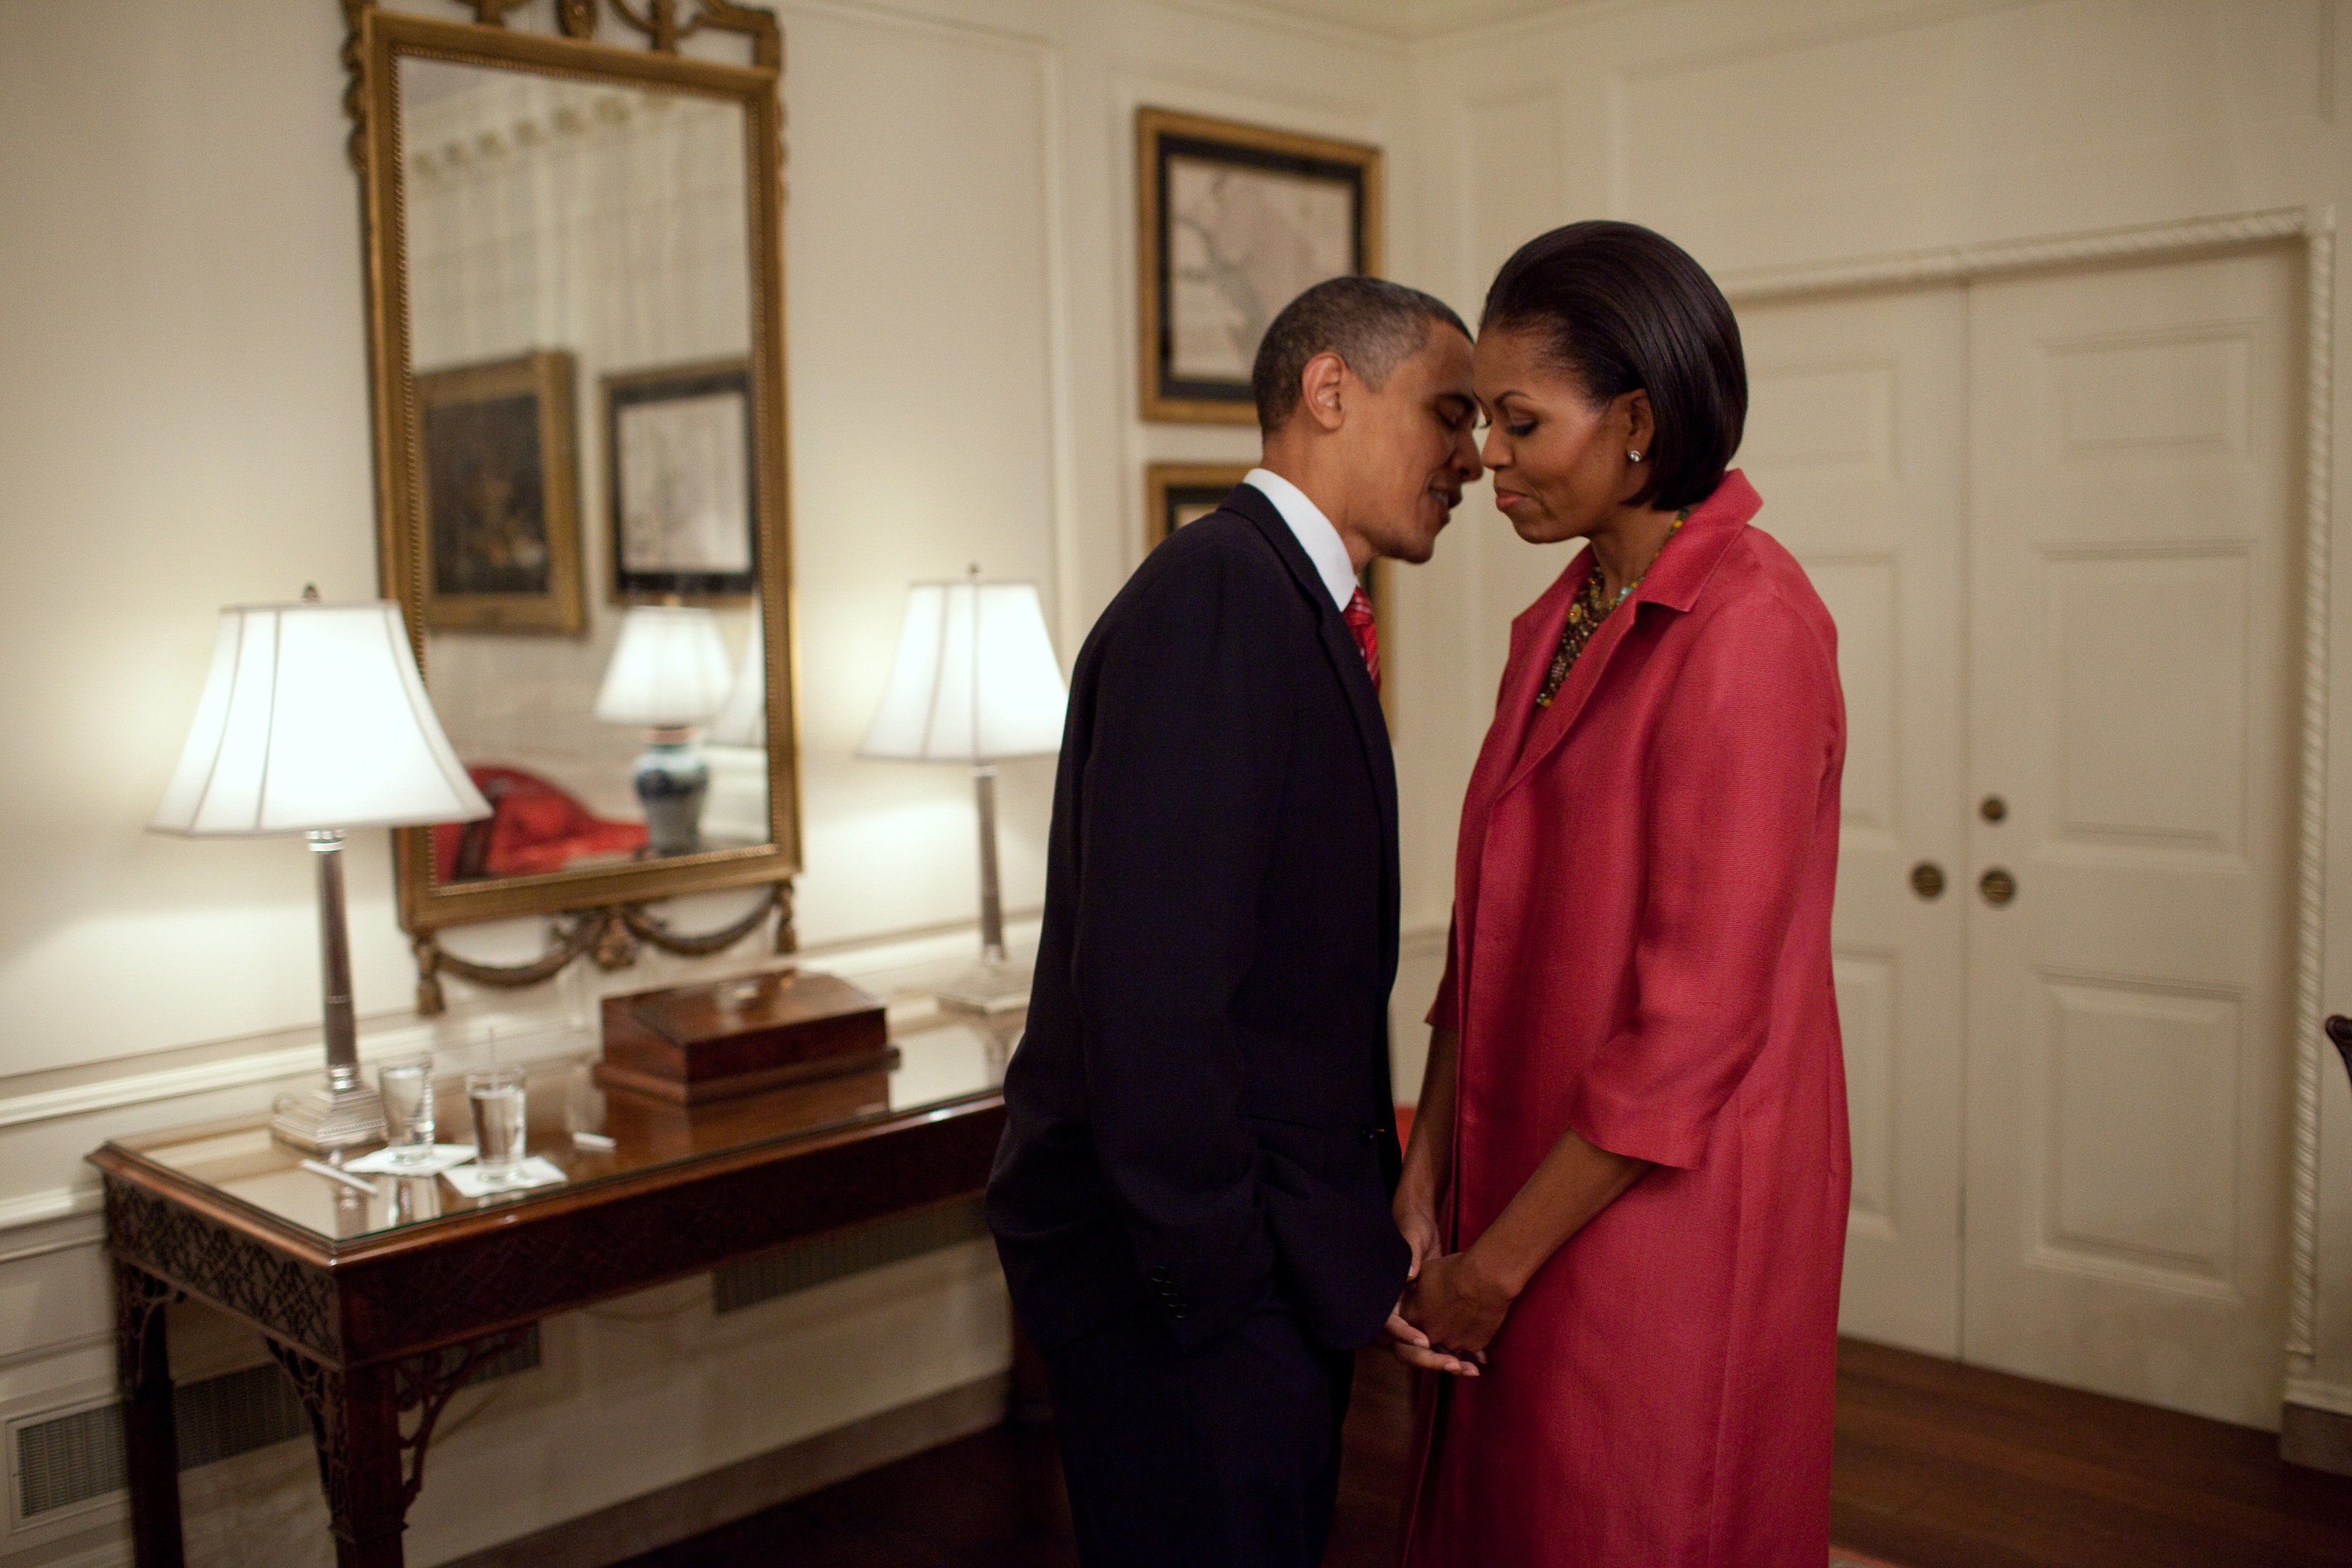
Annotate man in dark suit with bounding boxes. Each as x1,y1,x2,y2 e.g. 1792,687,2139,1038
987,277,1483,1568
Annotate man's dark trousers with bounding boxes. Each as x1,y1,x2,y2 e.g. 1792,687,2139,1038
987,483,1411,1568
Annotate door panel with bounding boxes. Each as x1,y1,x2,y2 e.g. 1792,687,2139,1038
1962,248,2298,1426
1736,286,1969,1356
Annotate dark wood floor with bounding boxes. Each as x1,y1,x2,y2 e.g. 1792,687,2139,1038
621,1339,2352,1568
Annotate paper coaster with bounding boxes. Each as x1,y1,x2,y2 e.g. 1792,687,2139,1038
443,1156,568,1198
342,1144,477,1177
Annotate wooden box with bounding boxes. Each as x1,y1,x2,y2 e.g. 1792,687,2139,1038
595,968,895,1105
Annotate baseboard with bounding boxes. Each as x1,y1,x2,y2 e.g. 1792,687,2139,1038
2281,1400,2352,1477
432,1372,1013,1568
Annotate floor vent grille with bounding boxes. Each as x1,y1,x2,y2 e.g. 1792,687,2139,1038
13,1326,543,1522
714,1196,990,1315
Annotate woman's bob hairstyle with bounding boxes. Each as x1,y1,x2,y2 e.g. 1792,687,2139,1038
1482,221,1747,513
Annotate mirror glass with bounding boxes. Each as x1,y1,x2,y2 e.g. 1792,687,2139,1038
398,55,771,887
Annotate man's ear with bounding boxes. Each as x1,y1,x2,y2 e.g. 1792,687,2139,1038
1299,351,1348,433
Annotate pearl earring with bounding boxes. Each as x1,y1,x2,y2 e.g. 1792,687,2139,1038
1628,449,1643,463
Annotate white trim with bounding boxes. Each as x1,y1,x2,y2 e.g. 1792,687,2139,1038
1718,204,2337,1380
1717,208,2319,304
0,1189,100,1234
2286,1376,2352,1419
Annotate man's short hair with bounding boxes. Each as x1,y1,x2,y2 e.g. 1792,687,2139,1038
1250,277,1471,435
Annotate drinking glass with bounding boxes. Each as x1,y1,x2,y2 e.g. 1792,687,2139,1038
377,1055,436,1164
466,1065,528,1182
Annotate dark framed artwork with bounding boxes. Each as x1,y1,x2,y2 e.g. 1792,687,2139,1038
604,358,758,602
415,350,587,634
1137,108,1383,425
1144,462,1389,703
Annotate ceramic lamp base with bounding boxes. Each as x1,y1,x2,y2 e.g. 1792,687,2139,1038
634,732,710,857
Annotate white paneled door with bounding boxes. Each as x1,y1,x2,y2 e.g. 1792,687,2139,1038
1962,250,2299,1427
1739,287,1971,1357
1738,247,2300,1426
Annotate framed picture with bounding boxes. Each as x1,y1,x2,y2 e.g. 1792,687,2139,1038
1145,462,1253,550
415,350,587,634
1143,463,1389,699
1138,108,1383,425
603,358,759,602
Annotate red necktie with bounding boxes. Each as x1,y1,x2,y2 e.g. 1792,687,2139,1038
1344,587,1381,694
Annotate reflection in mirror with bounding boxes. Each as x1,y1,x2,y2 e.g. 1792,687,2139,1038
398,56,768,886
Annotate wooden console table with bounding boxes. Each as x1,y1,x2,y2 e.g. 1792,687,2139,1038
88,1010,1012,1568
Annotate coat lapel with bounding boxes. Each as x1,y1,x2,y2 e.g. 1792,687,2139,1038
1225,484,1400,975
1497,470,1764,799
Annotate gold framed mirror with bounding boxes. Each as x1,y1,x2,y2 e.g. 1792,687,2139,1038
345,1,798,1008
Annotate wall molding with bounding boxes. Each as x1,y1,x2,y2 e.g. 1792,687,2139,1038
1719,203,2339,1382
1716,207,2324,303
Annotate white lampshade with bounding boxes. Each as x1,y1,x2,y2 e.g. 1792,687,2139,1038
859,578,1068,761
150,601,491,837
704,605,766,748
594,605,734,727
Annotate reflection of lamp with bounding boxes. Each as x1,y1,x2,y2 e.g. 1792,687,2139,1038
595,605,732,857
150,595,491,1151
859,567,1068,1010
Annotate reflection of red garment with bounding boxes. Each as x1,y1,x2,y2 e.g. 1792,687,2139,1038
1409,473,1850,1567
430,766,646,881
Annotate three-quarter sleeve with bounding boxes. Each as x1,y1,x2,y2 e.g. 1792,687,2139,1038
1564,591,1842,1169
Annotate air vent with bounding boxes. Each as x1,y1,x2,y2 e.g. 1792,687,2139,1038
11,1327,542,1525
714,1195,989,1314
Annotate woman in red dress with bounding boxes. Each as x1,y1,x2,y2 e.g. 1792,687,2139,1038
1388,222,1850,1566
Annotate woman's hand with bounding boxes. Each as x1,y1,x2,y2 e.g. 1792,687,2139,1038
1399,1249,1517,1357
1384,1195,1480,1374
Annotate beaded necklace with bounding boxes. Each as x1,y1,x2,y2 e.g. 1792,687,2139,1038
1533,506,1694,709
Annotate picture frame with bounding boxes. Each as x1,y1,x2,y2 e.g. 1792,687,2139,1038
415,350,587,634
1143,462,1389,703
603,357,759,602
1144,461,1254,550
1137,110,1383,425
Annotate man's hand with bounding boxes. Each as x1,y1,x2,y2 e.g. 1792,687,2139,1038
1394,1193,1442,1281
1398,1249,1515,1358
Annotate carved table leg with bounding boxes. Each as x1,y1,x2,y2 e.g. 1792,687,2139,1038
265,1328,533,1568
267,1343,408,1568
115,1262,184,1568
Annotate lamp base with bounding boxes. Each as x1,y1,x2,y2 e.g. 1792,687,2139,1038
935,959,1033,1016
634,732,710,857
270,1079,388,1153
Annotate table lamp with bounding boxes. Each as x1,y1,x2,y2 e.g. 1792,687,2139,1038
149,594,491,1152
859,567,1069,1011
595,604,734,857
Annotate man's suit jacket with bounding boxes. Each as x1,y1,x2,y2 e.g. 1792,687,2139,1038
987,483,1412,1356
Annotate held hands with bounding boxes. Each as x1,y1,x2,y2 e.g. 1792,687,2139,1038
1399,1249,1514,1360
1383,1195,1488,1376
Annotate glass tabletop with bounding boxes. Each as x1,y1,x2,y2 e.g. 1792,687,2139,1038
115,1010,1015,1246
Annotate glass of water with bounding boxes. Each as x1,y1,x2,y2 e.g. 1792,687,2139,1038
466,1065,528,1183
377,1055,436,1164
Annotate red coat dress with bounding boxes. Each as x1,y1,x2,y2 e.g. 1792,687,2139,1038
1405,471,1850,1568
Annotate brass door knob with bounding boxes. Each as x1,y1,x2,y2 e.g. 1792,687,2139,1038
1910,862,1946,899
1980,867,2017,906
1980,795,2008,822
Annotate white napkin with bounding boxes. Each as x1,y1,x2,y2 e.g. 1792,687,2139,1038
444,1156,568,1198
342,1144,477,1177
